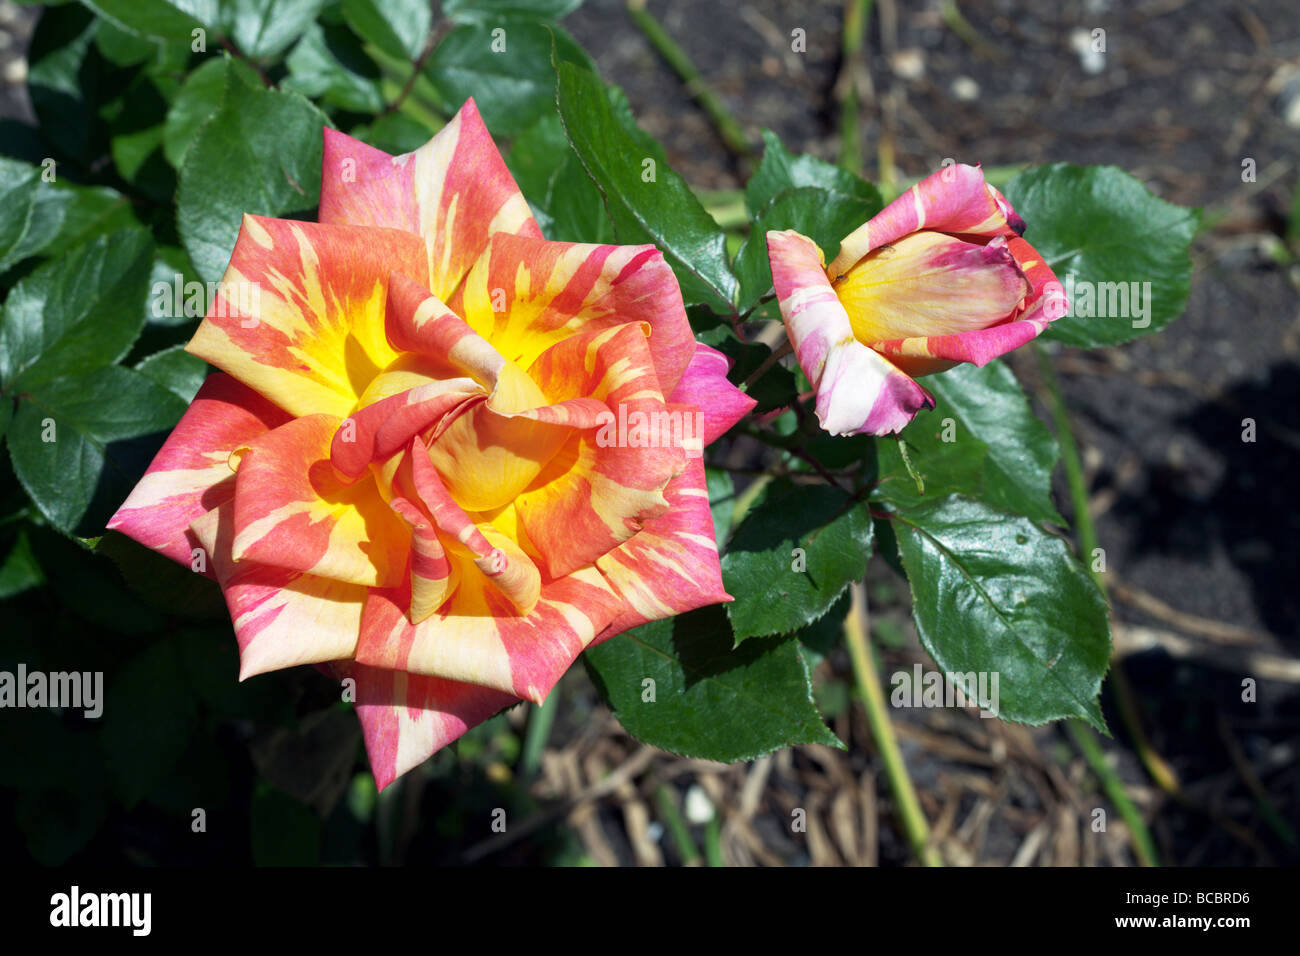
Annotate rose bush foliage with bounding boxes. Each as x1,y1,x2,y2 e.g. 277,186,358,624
0,0,1198,820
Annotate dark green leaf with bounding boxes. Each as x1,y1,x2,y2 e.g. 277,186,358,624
163,55,261,169
734,184,880,313
222,0,326,60
7,366,186,534
426,18,592,137
177,70,327,282
341,0,431,61
1002,164,1199,347
584,605,841,761
136,344,209,401
507,113,612,243
284,22,385,114
888,495,1110,729
923,361,1063,524
555,61,737,310
0,228,154,390
746,129,882,217
443,0,583,23
722,479,873,640
0,158,40,272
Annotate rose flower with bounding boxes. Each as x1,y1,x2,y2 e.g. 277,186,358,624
767,164,1066,436
109,100,754,788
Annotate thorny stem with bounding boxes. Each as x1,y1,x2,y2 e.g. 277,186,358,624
844,582,943,866
837,0,873,176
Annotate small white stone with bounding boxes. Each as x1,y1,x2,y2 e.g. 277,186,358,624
950,75,979,102
683,784,715,824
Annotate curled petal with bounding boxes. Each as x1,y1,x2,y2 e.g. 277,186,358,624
769,229,933,436
829,164,1021,277
834,232,1030,344
231,414,410,587
448,234,696,396
666,344,755,445
869,236,1066,371
185,215,429,419
354,566,621,704
106,374,290,574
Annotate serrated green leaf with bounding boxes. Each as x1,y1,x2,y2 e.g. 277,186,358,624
507,113,612,243
442,0,582,24
163,55,261,169
924,362,1063,524
6,366,186,534
425,18,592,137
888,495,1110,729
734,184,880,313
722,479,873,640
705,466,734,549
873,362,1063,525
222,0,325,60
341,0,431,61
555,61,737,310
0,228,154,390
177,70,327,282
584,605,841,761
136,344,209,401
746,129,882,217
1003,164,1199,348
0,158,39,272
283,21,385,114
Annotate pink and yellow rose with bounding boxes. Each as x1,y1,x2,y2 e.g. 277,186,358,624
109,100,754,789
767,164,1066,436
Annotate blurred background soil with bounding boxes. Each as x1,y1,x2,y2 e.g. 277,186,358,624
2,0,1297,865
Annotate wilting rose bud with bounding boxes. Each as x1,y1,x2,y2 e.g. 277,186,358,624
767,164,1066,435
109,100,754,789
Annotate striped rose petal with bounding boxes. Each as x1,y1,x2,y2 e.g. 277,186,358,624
594,455,732,641
666,343,756,445
107,374,290,575
828,163,1022,278
769,229,934,436
186,216,430,419
354,563,621,705
447,234,697,396
339,661,518,792
231,414,410,587
515,322,686,578
191,506,370,679
320,99,541,301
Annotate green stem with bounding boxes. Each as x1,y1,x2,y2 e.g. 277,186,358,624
520,682,561,779
1035,342,1169,864
838,0,873,176
626,0,752,158
655,786,703,866
1065,721,1160,866
844,583,943,866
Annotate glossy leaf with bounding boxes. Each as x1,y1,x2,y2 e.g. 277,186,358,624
555,61,737,310
1003,164,1199,347
722,479,874,641
584,605,842,762
888,495,1111,730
